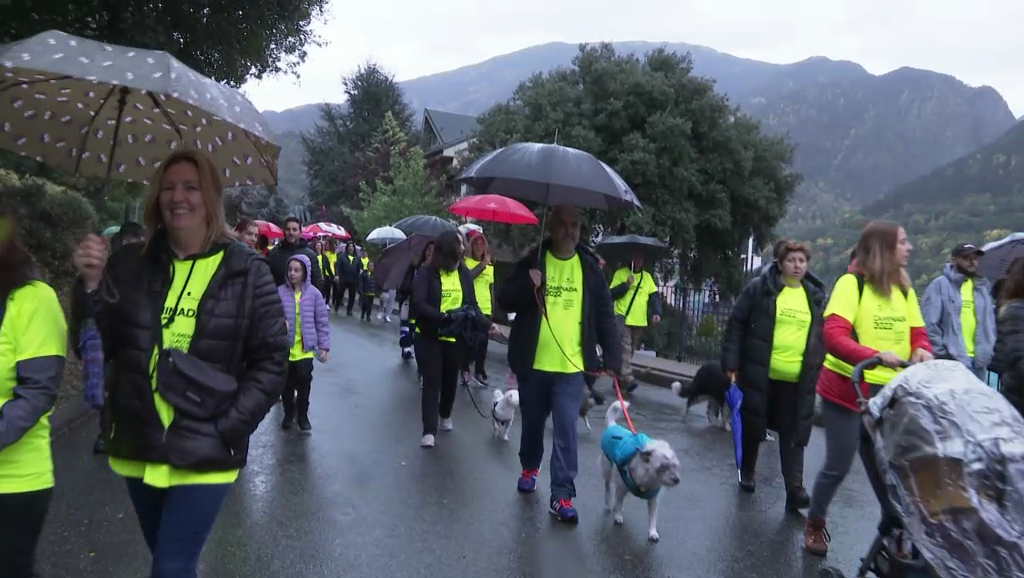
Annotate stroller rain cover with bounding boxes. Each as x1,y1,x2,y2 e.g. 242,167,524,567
867,360,1024,578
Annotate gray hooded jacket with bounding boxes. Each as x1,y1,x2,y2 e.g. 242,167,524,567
921,263,995,374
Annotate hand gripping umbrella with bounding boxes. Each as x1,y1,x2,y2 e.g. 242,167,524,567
597,234,671,269
455,142,641,211
393,215,457,238
0,30,280,186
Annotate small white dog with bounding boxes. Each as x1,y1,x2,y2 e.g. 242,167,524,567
491,389,519,441
599,401,681,542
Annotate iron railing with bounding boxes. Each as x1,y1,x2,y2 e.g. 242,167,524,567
643,284,734,366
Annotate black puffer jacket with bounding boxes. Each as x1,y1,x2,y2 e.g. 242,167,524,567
71,231,288,472
991,300,1024,415
720,265,827,445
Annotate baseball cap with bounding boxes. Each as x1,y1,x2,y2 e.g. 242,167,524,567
951,243,984,258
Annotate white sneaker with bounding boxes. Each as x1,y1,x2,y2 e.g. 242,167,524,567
376,312,383,320
420,434,435,448
385,316,393,323
439,418,453,432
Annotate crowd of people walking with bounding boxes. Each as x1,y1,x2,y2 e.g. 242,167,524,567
4,147,1024,577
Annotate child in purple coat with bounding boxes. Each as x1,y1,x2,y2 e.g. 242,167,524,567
277,254,331,432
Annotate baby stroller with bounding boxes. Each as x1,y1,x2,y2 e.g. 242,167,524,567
819,358,1024,578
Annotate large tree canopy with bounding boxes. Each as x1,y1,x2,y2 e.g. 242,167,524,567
470,43,800,289
344,112,447,236
1,1,329,87
301,62,416,223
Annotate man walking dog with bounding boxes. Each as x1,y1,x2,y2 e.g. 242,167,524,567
497,205,621,523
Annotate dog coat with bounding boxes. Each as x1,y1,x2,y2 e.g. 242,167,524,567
600,424,661,500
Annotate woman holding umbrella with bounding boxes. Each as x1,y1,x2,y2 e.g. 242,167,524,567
412,231,477,448
71,149,288,576
720,240,827,512
462,231,495,385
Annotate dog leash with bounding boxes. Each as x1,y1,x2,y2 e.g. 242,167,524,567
460,377,492,419
533,285,638,435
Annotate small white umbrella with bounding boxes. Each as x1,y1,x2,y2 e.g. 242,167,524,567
459,223,483,237
366,225,407,246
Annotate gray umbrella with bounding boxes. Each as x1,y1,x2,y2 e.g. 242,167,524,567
393,215,457,237
455,142,641,210
0,30,279,186
980,233,1024,280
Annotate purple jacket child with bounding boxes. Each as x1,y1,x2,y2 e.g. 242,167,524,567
277,254,331,355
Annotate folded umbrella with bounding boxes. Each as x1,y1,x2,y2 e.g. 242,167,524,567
726,380,744,481
374,234,435,291
456,142,641,211
393,215,457,237
597,234,671,266
79,320,105,409
449,194,538,225
0,30,279,185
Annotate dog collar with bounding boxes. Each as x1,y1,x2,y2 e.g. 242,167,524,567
618,465,661,500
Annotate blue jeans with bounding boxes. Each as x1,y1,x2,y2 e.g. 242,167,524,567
518,370,585,500
125,478,232,578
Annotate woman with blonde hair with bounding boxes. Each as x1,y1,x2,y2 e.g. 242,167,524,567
804,221,933,556
71,149,288,577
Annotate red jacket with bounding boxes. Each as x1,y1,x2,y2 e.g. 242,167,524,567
816,264,932,410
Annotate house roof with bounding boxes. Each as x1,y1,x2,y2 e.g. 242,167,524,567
422,108,479,155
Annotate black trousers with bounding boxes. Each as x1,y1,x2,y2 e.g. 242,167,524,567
0,488,53,578
415,334,461,435
741,379,806,490
320,281,332,305
461,314,491,375
360,294,375,320
334,281,357,314
282,358,315,418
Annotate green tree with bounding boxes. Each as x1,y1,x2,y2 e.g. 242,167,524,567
1,1,329,87
345,121,447,236
469,43,800,291
302,62,416,221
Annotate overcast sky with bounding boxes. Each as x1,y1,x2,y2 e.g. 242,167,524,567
242,0,1023,117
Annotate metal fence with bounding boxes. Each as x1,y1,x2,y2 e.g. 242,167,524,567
643,284,735,366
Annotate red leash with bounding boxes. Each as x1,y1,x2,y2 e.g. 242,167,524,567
532,286,638,434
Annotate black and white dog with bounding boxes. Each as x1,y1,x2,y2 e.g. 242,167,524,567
670,362,733,431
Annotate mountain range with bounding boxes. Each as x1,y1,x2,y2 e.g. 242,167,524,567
263,41,1022,283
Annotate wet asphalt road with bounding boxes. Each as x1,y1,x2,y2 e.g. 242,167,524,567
38,314,881,578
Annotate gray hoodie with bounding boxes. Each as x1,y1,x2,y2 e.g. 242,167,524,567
921,263,995,376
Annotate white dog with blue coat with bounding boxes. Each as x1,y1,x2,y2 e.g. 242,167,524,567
600,400,682,542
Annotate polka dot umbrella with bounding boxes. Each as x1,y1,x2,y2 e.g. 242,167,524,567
0,30,280,186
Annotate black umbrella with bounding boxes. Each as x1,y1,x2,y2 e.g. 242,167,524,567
393,215,457,238
980,233,1024,280
597,234,671,267
455,142,641,211
373,234,435,291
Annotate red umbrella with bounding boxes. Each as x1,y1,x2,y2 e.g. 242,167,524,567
303,222,350,239
254,220,283,239
449,194,539,225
